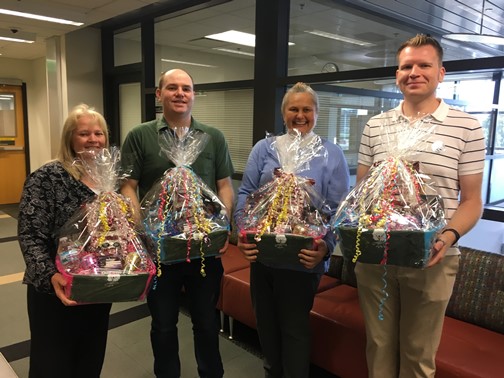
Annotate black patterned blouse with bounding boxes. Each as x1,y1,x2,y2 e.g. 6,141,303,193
17,161,95,294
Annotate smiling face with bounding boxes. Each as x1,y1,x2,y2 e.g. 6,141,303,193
156,69,195,119
282,92,318,135
71,114,107,154
396,45,445,103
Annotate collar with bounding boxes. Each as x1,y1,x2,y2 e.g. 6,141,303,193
156,116,201,132
394,99,449,123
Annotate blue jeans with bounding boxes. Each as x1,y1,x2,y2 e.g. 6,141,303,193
147,257,224,378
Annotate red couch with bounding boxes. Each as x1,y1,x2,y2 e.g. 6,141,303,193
219,245,504,377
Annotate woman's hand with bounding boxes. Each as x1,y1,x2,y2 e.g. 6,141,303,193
237,234,259,261
299,238,327,269
51,272,78,306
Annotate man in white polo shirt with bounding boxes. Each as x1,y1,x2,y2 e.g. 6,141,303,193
355,34,486,378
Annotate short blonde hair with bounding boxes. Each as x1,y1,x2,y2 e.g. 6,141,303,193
57,104,109,179
397,34,444,65
281,82,319,116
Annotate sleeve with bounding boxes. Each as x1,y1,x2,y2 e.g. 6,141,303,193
358,121,374,167
17,167,58,292
213,128,234,180
325,143,350,212
323,143,350,256
234,140,266,227
459,119,486,175
121,128,144,181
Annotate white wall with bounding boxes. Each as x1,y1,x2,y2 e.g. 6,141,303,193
65,27,104,114
0,26,104,175
0,56,50,171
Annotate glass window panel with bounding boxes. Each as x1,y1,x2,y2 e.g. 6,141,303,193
288,2,499,75
190,89,253,172
154,1,255,85
119,83,142,145
496,111,504,154
489,158,504,203
114,26,141,66
0,93,16,137
314,89,400,170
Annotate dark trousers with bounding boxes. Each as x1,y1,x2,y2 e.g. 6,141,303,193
27,284,111,378
250,262,321,378
147,257,224,378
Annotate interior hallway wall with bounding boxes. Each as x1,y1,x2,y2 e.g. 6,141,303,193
0,56,50,171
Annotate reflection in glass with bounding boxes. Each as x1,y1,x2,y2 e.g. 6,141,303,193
0,94,16,137
114,26,141,66
154,1,255,86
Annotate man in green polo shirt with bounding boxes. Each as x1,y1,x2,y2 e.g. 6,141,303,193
121,68,234,378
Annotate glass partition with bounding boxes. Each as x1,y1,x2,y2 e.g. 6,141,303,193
154,1,255,86
0,93,15,137
114,26,142,66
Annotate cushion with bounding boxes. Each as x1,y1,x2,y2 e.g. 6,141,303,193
436,316,504,378
446,248,504,334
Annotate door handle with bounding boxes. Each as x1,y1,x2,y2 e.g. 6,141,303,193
0,146,23,151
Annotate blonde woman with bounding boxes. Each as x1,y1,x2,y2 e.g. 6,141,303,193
18,104,112,378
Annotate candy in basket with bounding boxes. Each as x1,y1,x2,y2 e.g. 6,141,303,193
141,128,229,276
239,130,332,266
333,113,446,268
56,147,155,303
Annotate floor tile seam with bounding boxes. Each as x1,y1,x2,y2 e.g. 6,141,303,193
0,236,18,243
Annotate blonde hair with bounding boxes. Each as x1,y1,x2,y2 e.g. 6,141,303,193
397,34,444,65
281,82,319,116
56,104,109,179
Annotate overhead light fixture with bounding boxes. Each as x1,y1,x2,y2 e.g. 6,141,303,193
161,58,216,68
443,0,504,45
206,30,255,47
305,30,375,46
0,8,84,26
213,48,255,57
0,29,35,43
205,30,294,47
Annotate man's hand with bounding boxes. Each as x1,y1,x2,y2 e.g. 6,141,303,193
428,238,449,267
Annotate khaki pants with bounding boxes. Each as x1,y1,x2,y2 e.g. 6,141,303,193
355,256,459,378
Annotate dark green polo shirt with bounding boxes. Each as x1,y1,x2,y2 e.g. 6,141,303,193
121,117,234,201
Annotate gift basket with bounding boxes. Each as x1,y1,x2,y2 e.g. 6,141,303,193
141,128,229,276
238,130,332,267
333,113,446,269
56,147,156,303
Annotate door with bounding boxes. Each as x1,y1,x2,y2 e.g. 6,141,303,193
0,85,26,205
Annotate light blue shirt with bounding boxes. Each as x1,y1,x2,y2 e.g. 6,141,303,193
235,134,350,273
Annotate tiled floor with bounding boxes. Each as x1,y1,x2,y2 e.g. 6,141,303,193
0,204,265,378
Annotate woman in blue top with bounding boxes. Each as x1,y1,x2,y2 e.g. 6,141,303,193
234,82,350,378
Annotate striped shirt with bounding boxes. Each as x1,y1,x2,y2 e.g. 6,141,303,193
358,99,486,252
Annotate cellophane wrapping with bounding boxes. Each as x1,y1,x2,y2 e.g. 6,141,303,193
56,147,156,303
332,113,446,268
238,130,332,266
141,128,229,275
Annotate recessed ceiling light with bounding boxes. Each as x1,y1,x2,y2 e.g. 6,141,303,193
213,48,255,57
161,58,217,68
0,8,83,26
205,30,294,47
0,29,35,43
305,30,375,47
